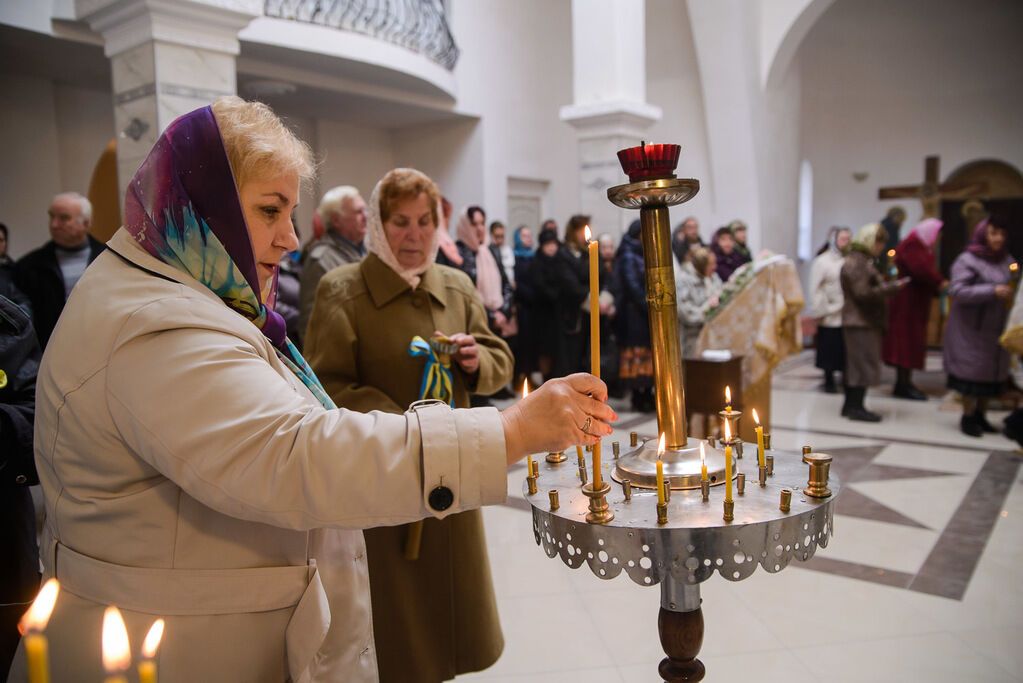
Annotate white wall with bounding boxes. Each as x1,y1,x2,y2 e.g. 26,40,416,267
800,0,1023,250
0,73,113,258
447,0,579,229
644,0,715,233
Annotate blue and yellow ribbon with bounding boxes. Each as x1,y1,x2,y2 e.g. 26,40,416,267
409,336,454,407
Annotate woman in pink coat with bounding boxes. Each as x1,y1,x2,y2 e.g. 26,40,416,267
882,218,945,400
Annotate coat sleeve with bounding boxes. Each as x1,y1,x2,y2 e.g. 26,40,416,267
677,275,708,325
0,297,39,486
841,258,889,307
899,241,944,291
303,281,404,415
809,257,841,318
458,285,514,396
105,299,507,531
948,256,996,304
621,253,647,307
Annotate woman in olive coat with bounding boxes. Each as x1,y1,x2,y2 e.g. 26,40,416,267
304,168,512,682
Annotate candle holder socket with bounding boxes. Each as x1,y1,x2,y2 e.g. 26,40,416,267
766,455,775,476
758,465,767,487
764,432,772,450
657,501,669,525
803,452,833,499
578,465,588,486
723,499,734,522
583,480,615,525
630,431,639,447
549,489,560,511
613,441,621,459
526,475,537,496
779,488,792,513
546,450,567,464
737,472,746,495
700,480,710,502
622,479,632,501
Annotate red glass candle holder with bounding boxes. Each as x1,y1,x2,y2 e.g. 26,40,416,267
617,143,681,182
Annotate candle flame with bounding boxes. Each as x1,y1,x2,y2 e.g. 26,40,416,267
700,441,706,465
657,433,665,457
725,385,731,405
521,379,529,399
584,225,592,242
752,408,760,426
887,249,896,258
724,420,731,441
20,578,59,634
102,606,131,673
142,618,165,659
1012,263,1020,273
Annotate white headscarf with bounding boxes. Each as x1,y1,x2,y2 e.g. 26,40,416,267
365,170,440,290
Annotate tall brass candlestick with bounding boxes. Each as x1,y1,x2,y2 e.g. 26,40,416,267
641,204,688,449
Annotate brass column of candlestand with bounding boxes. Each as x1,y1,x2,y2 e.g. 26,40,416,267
609,144,730,491
641,203,687,449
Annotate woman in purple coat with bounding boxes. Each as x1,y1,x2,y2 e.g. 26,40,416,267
943,217,1014,436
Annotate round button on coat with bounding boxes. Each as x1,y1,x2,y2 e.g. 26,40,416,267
428,485,454,511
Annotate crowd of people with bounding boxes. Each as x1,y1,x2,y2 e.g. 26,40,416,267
274,194,754,414
809,206,1017,437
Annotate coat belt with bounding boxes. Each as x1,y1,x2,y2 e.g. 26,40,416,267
49,540,331,681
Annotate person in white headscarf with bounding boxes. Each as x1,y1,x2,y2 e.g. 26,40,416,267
809,226,852,393
303,168,514,682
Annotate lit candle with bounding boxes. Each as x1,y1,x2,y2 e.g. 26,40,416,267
585,226,600,380
654,435,671,505
700,442,708,482
138,619,164,683
753,408,765,468
20,578,59,683
655,433,666,505
522,380,536,478
724,385,732,412
102,606,131,683
585,226,603,489
724,422,733,502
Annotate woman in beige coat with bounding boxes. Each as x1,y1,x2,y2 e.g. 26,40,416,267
305,168,509,682
8,99,615,682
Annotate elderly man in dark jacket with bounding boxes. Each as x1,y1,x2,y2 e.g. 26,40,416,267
0,294,41,674
14,193,103,348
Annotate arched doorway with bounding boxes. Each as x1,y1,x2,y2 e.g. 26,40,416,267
938,159,1023,274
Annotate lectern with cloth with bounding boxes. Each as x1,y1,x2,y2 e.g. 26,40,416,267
695,256,805,441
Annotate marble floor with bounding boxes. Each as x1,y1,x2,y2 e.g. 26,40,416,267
461,353,1023,682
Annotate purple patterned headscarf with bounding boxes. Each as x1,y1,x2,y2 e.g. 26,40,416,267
966,219,1008,263
123,105,287,348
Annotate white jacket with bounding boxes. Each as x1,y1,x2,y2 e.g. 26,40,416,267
809,249,845,328
12,229,507,682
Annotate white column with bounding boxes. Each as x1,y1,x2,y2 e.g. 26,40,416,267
75,0,261,199
560,0,661,240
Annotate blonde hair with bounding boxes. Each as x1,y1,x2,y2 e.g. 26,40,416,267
377,168,440,226
211,96,315,190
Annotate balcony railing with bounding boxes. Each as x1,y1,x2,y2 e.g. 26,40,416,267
264,0,460,70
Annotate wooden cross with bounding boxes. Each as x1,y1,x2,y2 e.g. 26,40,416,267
878,155,988,218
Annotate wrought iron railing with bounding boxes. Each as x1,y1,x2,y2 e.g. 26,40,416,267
264,0,460,71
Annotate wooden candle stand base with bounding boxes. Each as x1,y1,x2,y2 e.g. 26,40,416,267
657,606,705,682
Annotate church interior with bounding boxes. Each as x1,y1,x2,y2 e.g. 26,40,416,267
2,0,1023,681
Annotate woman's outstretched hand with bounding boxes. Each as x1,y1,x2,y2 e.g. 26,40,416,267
499,373,618,465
